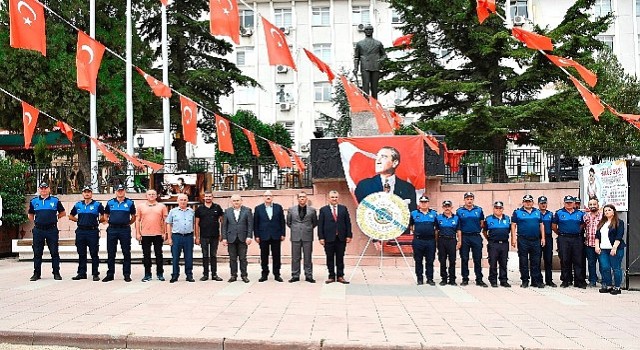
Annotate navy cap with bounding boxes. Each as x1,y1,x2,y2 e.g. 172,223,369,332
419,195,429,202
82,185,93,192
38,182,49,188
563,195,575,203
463,192,474,198
442,200,453,206
574,197,582,203
522,194,534,201
115,184,126,191
493,201,504,208
538,196,548,203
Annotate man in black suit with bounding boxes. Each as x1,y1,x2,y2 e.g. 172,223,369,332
318,190,353,284
222,194,253,283
354,146,417,212
254,190,286,282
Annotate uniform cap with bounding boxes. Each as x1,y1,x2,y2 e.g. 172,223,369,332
574,197,582,203
493,201,504,208
522,194,534,201
442,200,453,206
419,195,429,202
82,185,93,192
563,195,575,203
463,192,474,198
38,182,49,188
538,196,548,203
115,184,126,191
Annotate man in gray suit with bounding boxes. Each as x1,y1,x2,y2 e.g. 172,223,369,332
287,192,318,283
353,25,386,99
222,194,253,283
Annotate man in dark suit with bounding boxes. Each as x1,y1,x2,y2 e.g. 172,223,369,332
222,194,253,283
318,190,352,284
354,146,417,211
287,191,318,283
254,190,286,282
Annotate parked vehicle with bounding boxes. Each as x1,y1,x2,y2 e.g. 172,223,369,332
547,157,579,182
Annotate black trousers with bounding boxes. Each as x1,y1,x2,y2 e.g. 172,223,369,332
75,229,100,277
438,237,457,282
324,239,346,278
259,239,282,277
228,240,248,278
488,241,509,284
518,238,542,283
141,235,164,276
201,236,220,276
541,234,554,283
558,235,584,284
412,239,436,281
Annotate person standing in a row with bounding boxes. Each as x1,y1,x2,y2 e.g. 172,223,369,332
166,194,196,283
457,192,488,287
287,191,318,283
103,184,136,282
511,194,545,288
484,201,511,288
195,191,224,281
28,182,66,281
318,190,352,284
538,196,557,287
136,189,167,282
595,204,626,295
69,185,103,281
552,195,585,289
223,194,253,283
410,195,438,285
254,190,286,282
437,200,460,286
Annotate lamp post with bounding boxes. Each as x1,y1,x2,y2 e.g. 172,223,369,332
136,135,145,156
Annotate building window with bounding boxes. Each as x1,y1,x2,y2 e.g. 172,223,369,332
278,121,295,141
637,0,640,16
274,8,293,28
597,35,613,50
236,47,254,66
510,0,528,18
312,7,330,26
314,82,332,102
352,6,371,25
276,84,295,103
312,44,332,63
594,0,612,18
240,10,254,28
391,9,403,24
235,86,256,105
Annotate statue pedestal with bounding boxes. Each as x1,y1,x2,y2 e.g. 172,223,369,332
351,111,393,137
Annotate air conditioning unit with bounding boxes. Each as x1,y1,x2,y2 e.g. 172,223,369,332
357,23,366,32
279,26,291,35
240,27,253,37
276,65,289,74
280,103,291,111
513,15,526,26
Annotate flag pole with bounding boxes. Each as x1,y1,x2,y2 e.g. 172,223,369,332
126,0,135,190
162,2,172,165
89,0,98,192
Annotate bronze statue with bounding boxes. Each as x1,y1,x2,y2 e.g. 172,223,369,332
353,25,386,99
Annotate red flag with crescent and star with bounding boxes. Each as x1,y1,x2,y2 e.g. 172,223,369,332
303,48,335,83
569,76,604,121
340,75,370,113
413,126,440,155
91,138,120,164
135,67,172,98
289,150,306,172
76,31,106,94
55,121,73,143
512,27,553,51
544,54,597,88
210,0,240,45
389,110,403,130
215,114,234,154
242,129,260,157
261,17,297,70
476,0,496,24
9,0,46,56
392,34,414,49
159,0,168,6
180,96,198,145
268,141,293,168
22,101,39,148
369,97,394,134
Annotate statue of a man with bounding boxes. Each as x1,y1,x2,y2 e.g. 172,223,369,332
353,25,386,99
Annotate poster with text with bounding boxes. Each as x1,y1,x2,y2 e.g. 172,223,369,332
581,160,628,211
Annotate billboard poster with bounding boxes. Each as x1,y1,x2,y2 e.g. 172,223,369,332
581,160,628,211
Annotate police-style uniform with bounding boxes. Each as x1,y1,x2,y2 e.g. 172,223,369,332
538,196,555,286
456,193,486,286
410,196,438,285
512,195,544,288
28,183,65,280
552,196,585,288
436,201,459,285
104,186,136,281
70,193,104,279
485,203,511,287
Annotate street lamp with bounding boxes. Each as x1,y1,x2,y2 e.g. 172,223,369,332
136,135,145,149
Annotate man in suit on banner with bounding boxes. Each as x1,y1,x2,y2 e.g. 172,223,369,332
254,190,286,282
318,190,352,284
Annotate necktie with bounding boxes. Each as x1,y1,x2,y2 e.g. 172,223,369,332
332,206,337,221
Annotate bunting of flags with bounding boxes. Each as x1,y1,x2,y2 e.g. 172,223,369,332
179,96,198,145
22,101,39,149
209,0,240,45
9,0,46,56
261,17,297,71
76,31,106,95
136,67,172,98
215,114,234,154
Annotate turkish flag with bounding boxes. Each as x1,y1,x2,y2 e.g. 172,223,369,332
268,141,293,168
512,27,553,51
289,150,306,172
413,126,440,155
392,34,413,49
55,121,73,143
9,0,46,56
22,101,39,148
180,96,198,144
242,129,260,157
261,17,297,71
446,150,467,173
210,0,240,45
389,110,403,130
340,75,370,113
337,136,425,200
215,114,234,154
139,159,164,172
476,0,496,24
569,76,604,121
160,0,168,6
303,48,335,83
91,138,120,164
545,54,597,88
135,67,172,98
114,148,144,168
369,97,394,134
76,31,106,94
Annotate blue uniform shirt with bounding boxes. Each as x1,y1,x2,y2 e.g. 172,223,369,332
409,209,438,238
511,207,542,238
70,200,104,227
166,207,195,234
485,214,511,241
105,197,136,225
456,206,484,234
540,210,553,235
552,208,584,235
28,196,65,226
436,213,459,237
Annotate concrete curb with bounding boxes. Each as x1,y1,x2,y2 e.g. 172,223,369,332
0,331,34,346
126,335,223,350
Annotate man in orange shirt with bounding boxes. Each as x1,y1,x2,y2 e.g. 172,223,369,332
136,189,168,282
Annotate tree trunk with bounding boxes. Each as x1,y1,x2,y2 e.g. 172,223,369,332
491,135,508,183
75,140,92,190
173,138,188,171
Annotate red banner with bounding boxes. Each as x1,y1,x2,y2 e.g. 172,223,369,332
268,141,293,168
9,0,46,56
180,96,198,144
210,0,240,44
76,31,106,94
261,17,297,70
136,67,172,98
216,114,234,154
22,101,39,148
242,129,260,157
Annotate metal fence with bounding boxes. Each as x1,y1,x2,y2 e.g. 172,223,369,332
25,158,312,195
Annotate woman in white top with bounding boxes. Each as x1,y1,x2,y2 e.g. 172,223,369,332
595,204,626,295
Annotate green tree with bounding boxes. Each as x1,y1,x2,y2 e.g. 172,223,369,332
138,0,258,167
0,158,29,229
384,0,610,181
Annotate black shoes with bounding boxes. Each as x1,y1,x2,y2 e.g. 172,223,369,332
575,283,587,289
490,282,498,288
337,277,350,284
426,280,436,286
102,275,114,282
258,276,268,282
228,277,237,282
610,288,621,295
186,277,195,282
241,276,250,283
500,282,511,288
417,279,424,285
53,273,62,280
200,275,209,281
448,281,457,286
93,275,100,281
305,277,316,283
521,281,529,288
170,277,178,283
439,280,448,286
599,287,612,293
29,274,40,281
274,276,284,282
560,282,570,288
212,275,223,281
461,280,469,286
476,280,488,288
546,281,557,288
289,277,300,283
72,274,87,280
531,282,545,288
124,276,132,282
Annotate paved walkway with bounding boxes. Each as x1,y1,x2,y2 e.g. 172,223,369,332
0,258,639,349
